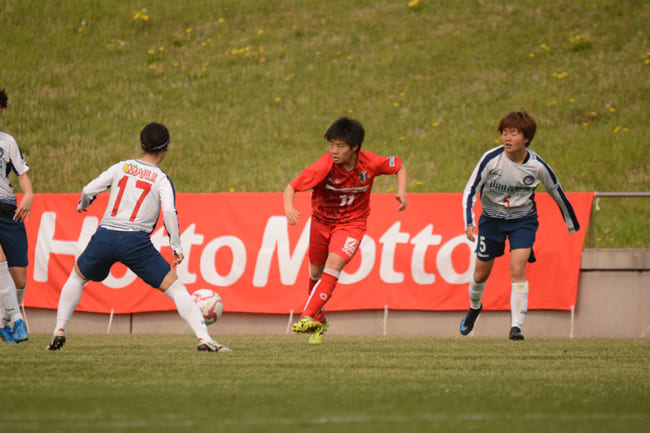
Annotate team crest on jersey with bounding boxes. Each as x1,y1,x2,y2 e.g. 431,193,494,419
523,175,535,185
341,237,360,257
359,171,368,183
0,147,4,158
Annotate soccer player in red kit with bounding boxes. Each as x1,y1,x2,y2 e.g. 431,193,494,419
284,117,407,344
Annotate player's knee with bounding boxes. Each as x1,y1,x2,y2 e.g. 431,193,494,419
509,263,527,281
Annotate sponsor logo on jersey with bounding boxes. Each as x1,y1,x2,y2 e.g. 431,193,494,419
325,184,370,193
359,171,368,183
123,163,158,182
487,180,530,193
523,175,535,185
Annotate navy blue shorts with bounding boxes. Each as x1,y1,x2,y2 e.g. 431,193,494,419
77,227,171,288
0,217,28,267
475,214,538,262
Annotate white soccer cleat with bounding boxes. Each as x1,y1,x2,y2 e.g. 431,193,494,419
197,339,231,352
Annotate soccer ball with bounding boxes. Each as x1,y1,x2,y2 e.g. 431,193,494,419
191,289,223,325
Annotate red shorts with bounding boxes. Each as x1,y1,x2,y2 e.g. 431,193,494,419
309,219,366,265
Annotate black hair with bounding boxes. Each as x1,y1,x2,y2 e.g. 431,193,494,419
324,117,365,151
0,89,8,109
140,123,170,153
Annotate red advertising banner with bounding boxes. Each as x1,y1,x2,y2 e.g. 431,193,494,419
22,192,593,314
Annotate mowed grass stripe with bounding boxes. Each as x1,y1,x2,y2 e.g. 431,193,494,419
1,334,647,433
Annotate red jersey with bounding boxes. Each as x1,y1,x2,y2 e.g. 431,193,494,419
290,150,402,225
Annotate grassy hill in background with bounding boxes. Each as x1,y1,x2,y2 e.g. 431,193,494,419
1,0,648,247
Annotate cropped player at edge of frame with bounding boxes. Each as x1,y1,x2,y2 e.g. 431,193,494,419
0,88,33,344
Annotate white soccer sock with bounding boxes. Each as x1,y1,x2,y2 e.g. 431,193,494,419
1,285,26,326
16,285,25,305
510,281,529,328
0,262,22,323
54,270,87,332
468,277,486,310
164,279,212,342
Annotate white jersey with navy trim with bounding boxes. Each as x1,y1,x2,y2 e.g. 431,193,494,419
462,146,579,233
0,130,30,206
79,159,183,254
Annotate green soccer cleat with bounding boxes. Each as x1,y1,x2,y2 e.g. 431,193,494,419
291,316,322,334
308,319,329,345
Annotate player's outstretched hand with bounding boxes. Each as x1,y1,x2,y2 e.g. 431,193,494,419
13,196,32,222
396,193,407,211
77,195,97,212
173,252,184,266
286,208,301,225
466,225,477,242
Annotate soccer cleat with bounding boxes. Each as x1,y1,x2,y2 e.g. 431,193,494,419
11,319,28,343
46,329,66,351
291,316,322,334
197,339,231,352
308,319,329,345
0,325,16,343
509,326,525,340
460,304,482,336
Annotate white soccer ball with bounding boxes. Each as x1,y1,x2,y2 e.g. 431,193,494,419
191,289,223,325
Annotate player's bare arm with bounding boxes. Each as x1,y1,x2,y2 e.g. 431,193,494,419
14,172,33,222
283,184,301,225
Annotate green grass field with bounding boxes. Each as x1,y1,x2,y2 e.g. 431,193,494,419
1,334,648,433
1,0,648,247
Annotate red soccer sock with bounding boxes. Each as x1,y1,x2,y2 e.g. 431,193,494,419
302,271,338,318
309,275,326,322
308,275,318,295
